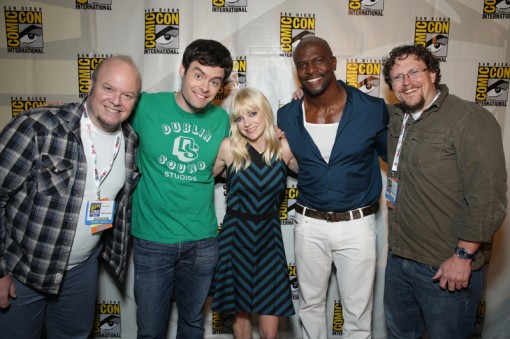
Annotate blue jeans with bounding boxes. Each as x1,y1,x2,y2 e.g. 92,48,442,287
133,236,218,339
0,245,100,339
384,250,484,339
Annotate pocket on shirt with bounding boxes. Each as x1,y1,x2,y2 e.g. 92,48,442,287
409,131,446,169
38,154,74,195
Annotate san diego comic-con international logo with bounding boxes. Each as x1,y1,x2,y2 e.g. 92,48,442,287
332,300,345,336
279,186,298,224
75,0,112,10
279,12,316,57
11,97,46,118
475,63,510,107
482,0,510,19
414,17,450,62
346,59,382,98
93,301,122,338
212,311,233,335
348,0,384,16
288,263,299,300
77,54,111,98
212,0,247,13
144,8,179,55
4,6,44,54
216,56,247,101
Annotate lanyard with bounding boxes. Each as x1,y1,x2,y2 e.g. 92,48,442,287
390,113,410,174
391,92,440,174
83,106,122,199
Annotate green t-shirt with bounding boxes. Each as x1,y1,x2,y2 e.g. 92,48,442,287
131,92,229,243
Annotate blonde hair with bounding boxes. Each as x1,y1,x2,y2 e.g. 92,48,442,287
229,87,282,172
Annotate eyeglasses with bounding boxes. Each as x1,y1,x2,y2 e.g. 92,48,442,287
391,68,428,83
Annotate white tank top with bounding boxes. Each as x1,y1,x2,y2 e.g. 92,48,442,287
303,103,339,163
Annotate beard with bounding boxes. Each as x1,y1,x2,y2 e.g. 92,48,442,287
399,95,426,114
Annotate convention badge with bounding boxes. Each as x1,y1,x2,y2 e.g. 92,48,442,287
385,176,399,209
85,199,115,234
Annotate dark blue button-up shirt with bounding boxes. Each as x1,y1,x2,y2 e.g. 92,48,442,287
277,80,388,212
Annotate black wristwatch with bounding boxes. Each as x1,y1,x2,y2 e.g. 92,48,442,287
454,246,476,260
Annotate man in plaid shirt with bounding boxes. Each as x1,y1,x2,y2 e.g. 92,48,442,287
0,55,141,338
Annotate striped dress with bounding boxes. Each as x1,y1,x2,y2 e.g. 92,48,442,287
210,146,295,316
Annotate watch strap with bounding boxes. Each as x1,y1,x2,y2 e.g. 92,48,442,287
454,246,476,260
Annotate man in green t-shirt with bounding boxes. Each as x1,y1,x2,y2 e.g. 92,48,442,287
130,39,233,339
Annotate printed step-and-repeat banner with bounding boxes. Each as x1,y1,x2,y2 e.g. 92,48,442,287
1,1,509,338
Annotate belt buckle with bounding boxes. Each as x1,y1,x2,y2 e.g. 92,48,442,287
326,212,335,222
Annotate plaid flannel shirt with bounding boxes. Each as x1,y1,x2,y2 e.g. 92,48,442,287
0,102,139,294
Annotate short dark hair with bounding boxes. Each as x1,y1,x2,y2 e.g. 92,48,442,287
382,45,441,91
293,35,333,64
181,39,233,82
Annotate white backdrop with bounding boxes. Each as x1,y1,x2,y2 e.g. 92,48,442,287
0,1,509,338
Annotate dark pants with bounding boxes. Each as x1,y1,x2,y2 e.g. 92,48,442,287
0,246,100,339
384,250,483,339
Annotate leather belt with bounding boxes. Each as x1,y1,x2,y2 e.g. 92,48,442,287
226,207,278,221
295,203,379,223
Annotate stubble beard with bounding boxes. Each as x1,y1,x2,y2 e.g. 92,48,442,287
302,80,327,98
96,115,121,133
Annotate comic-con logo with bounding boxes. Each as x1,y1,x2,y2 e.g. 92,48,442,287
212,311,233,334
348,0,384,16
415,17,450,62
75,0,112,10
482,0,510,19
11,97,46,118
280,187,299,224
93,301,121,338
288,263,299,300
279,13,316,57
475,63,509,107
216,56,247,101
346,59,381,98
4,7,44,53
144,9,179,55
144,9,179,54
77,54,111,98
332,300,344,336
212,0,247,13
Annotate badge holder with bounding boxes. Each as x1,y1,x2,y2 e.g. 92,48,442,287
85,199,115,234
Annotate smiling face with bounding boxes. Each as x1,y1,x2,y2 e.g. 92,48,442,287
389,55,438,113
176,61,225,113
234,108,267,147
293,39,337,97
86,58,141,133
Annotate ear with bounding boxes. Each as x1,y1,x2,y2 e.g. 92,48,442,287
332,56,337,71
179,64,185,78
429,70,437,85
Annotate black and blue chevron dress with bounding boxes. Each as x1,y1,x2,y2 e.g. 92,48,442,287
211,145,295,316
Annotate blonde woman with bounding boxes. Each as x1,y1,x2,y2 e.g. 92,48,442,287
211,87,298,339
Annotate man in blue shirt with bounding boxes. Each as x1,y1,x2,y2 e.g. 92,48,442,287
277,36,388,339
